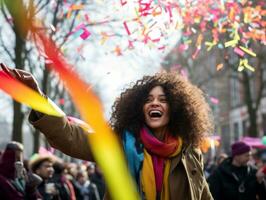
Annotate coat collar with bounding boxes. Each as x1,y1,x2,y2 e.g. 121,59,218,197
170,142,191,173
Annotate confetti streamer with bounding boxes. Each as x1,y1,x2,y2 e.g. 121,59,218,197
35,32,139,200
4,1,139,199
0,71,64,117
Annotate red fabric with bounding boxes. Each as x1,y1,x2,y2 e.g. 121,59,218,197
0,149,16,179
140,127,180,193
262,166,266,174
64,177,76,200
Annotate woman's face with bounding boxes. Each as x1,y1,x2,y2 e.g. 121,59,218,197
143,86,170,132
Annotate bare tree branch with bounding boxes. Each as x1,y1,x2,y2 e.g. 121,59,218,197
0,29,14,61
35,0,49,15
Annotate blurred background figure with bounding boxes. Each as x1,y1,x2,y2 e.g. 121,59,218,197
87,164,106,200
208,141,266,200
52,160,76,200
216,153,228,165
30,155,59,200
0,141,42,200
75,170,100,200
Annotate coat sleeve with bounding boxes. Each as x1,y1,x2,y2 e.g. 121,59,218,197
29,111,93,161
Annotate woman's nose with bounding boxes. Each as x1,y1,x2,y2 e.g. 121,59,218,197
150,98,160,105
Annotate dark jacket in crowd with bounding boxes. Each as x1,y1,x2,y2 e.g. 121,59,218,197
207,157,266,200
89,172,106,200
0,146,41,200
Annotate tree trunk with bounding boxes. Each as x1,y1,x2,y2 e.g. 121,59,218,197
12,101,24,142
11,29,26,142
33,129,40,153
242,71,258,137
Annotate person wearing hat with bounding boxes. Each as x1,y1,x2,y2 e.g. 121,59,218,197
207,141,266,200
30,155,60,200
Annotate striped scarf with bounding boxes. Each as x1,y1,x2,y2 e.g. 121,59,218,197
123,127,182,200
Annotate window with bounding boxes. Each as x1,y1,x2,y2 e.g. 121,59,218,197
262,114,266,135
242,120,247,136
233,122,239,140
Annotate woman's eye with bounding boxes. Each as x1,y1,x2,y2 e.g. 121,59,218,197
145,98,152,102
160,98,167,102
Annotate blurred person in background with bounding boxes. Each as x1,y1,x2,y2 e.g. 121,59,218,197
30,155,59,200
88,164,106,200
52,160,76,200
75,170,100,200
0,141,42,200
65,163,84,200
208,141,266,200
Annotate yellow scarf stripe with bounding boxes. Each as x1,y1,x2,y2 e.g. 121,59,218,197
142,137,183,200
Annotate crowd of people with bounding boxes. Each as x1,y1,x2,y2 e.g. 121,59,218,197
0,141,106,200
0,64,266,200
1,140,265,200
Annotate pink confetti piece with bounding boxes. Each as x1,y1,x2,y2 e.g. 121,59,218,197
120,0,127,6
123,21,131,35
84,14,90,23
180,69,188,78
80,28,91,40
210,97,219,104
234,47,245,57
73,23,91,40
158,46,165,50
178,44,189,53
192,47,200,59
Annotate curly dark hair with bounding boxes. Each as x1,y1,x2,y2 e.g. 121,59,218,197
110,72,213,147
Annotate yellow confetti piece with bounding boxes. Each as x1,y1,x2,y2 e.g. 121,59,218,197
205,41,217,51
239,46,256,57
196,34,203,47
225,39,238,48
238,59,255,72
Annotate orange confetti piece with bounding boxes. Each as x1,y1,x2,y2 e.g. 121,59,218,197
216,63,224,71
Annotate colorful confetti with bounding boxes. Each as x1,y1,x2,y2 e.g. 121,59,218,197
0,71,64,117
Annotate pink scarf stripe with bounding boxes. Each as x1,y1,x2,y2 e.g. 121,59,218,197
140,127,181,194
140,127,178,157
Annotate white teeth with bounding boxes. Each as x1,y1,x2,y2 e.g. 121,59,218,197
149,110,162,117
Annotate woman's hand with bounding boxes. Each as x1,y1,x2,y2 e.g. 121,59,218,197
0,63,44,95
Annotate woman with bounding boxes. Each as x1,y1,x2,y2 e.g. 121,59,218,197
0,141,42,200
1,64,213,200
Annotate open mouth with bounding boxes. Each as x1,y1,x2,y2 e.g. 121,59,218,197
149,110,162,118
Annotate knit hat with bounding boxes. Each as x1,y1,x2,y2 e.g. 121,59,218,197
231,141,251,157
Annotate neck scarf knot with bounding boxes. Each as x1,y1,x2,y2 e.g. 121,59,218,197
123,127,182,200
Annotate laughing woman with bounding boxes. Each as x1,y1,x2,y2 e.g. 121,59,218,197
1,64,214,200
110,73,214,200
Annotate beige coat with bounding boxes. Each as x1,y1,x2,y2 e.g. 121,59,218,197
30,113,213,200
